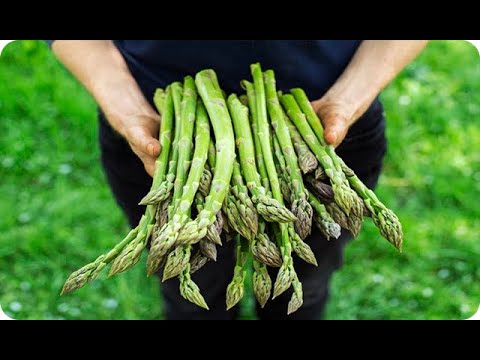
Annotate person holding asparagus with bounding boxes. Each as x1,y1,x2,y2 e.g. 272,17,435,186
49,40,428,320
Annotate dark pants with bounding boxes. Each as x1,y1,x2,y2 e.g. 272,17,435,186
98,105,387,320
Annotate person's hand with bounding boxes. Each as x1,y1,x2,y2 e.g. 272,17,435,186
311,97,358,148
51,40,161,177
105,107,161,177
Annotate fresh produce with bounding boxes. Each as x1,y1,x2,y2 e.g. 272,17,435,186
62,65,403,315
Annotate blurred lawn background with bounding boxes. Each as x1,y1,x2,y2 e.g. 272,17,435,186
0,40,478,320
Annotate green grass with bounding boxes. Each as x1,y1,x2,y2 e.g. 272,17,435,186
1,40,479,320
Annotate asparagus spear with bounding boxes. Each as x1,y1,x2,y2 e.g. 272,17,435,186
280,94,360,217
179,262,209,310
195,192,222,246
279,101,318,174
287,273,303,315
140,83,182,204
226,236,249,310
223,189,254,240
252,259,272,308
147,83,209,275
242,81,270,192
162,245,190,281
272,132,292,202
229,90,296,223
251,63,296,299
308,193,342,240
250,221,282,267
272,224,296,299
340,160,403,250
264,70,313,240
61,227,138,295
230,158,258,235
176,70,236,245
287,223,318,266
109,210,155,276
201,143,224,245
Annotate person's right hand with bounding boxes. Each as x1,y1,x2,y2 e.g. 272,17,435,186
104,107,161,177
52,40,161,177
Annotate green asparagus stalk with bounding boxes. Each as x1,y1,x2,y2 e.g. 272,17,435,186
279,101,318,174
230,90,296,223
253,259,272,308
250,221,282,267
140,84,181,204
265,70,313,240
226,236,248,310
272,224,296,299
280,94,360,217
308,193,342,240
290,88,326,145
287,223,318,266
147,84,209,275
287,273,303,315
241,81,270,191
179,263,209,310
230,158,258,235
204,140,225,244
272,132,292,202
325,202,350,232
61,227,139,295
176,70,236,245
195,192,222,246
223,189,254,240
162,245,191,281
340,160,403,250
251,63,296,299
139,89,172,203
109,209,155,276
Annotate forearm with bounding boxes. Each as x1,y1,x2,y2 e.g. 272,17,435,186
52,40,156,138
51,40,160,176
324,40,429,120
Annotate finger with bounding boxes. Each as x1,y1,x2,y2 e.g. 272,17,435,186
127,125,161,158
131,145,156,177
323,118,348,147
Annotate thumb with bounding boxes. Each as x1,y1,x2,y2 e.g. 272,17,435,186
320,114,349,147
127,125,161,158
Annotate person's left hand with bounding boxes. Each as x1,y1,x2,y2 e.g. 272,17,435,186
311,97,358,148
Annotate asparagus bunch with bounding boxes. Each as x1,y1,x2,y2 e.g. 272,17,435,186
62,64,403,316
